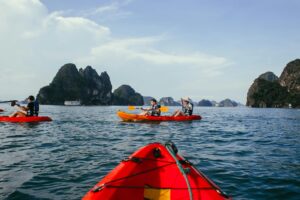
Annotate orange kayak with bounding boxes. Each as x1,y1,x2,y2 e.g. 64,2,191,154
83,142,230,200
117,111,201,122
0,116,52,123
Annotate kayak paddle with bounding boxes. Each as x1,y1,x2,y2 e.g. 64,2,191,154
128,106,169,112
0,100,18,104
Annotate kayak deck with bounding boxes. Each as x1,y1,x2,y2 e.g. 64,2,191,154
117,111,201,122
83,142,230,200
0,116,52,123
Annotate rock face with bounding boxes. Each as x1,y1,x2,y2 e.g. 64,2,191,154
246,59,300,108
159,97,181,106
37,63,113,105
279,59,300,93
113,85,144,105
219,99,238,107
198,99,213,107
259,71,279,82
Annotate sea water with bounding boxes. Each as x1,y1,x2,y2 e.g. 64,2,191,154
0,106,299,200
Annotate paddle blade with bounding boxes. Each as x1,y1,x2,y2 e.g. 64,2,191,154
128,106,136,111
160,106,169,112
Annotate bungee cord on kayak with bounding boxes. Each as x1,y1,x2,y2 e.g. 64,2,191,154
83,142,231,200
166,142,194,200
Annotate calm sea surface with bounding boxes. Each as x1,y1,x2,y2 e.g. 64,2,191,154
0,106,299,200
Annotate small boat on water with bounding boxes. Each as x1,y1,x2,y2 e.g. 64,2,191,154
117,111,201,122
0,109,4,112
64,100,81,106
0,116,52,123
82,142,230,200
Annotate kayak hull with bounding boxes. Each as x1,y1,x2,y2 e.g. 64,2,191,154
0,116,52,123
117,111,201,122
83,142,230,200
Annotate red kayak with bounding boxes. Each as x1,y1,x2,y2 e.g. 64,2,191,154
118,111,202,122
0,116,52,123
83,142,230,200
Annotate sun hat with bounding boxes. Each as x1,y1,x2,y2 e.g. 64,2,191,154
181,97,190,102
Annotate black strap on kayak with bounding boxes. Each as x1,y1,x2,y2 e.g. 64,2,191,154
95,185,221,190
92,144,230,199
122,156,174,164
165,141,193,200
92,162,175,193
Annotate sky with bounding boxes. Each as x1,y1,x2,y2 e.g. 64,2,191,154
0,0,299,103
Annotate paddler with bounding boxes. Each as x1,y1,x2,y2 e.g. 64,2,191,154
139,98,161,116
9,95,39,117
172,97,193,117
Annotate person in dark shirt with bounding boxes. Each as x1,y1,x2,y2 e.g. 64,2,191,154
9,95,36,117
139,98,161,116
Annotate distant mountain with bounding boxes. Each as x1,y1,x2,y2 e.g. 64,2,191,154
143,96,155,106
259,71,279,82
37,64,113,105
247,59,300,108
210,100,218,107
197,99,241,107
113,85,144,106
218,99,238,107
37,63,143,105
159,97,181,106
198,99,213,107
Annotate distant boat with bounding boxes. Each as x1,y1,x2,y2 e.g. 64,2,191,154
64,101,81,106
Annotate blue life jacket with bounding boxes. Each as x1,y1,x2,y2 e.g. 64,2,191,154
34,100,39,116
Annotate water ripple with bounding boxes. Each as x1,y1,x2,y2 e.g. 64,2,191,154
0,106,299,199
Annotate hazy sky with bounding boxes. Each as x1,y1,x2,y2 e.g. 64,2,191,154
1,0,299,103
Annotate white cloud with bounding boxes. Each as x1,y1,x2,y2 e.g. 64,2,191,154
0,0,231,101
78,1,132,21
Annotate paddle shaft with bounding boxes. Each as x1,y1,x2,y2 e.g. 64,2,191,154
0,100,18,104
128,105,169,112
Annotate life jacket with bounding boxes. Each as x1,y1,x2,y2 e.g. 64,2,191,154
151,104,161,116
34,100,39,116
27,102,35,116
182,102,193,116
27,101,39,116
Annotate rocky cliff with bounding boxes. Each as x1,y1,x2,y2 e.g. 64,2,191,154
37,63,113,105
113,85,144,105
219,99,238,107
279,59,300,93
246,59,300,108
159,97,181,106
198,99,213,107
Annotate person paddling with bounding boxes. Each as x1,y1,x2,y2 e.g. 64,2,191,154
9,95,39,117
139,98,161,116
172,97,194,117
